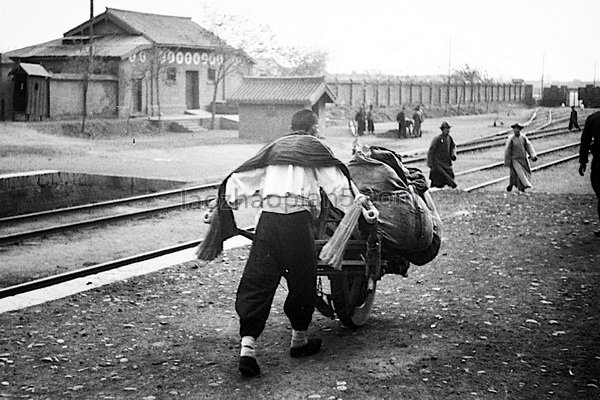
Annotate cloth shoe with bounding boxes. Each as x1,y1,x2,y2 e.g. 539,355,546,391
239,356,260,377
506,185,512,192
290,338,322,358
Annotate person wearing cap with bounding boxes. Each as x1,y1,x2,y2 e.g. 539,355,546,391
504,123,538,192
578,110,600,238
197,109,372,377
427,121,457,188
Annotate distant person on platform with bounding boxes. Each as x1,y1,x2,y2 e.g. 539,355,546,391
569,106,581,131
427,121,457,188
396,106,407,138
367,104,375,135
412,106,424,137
504,123,538,192
355,106,366,136
578,110,600,238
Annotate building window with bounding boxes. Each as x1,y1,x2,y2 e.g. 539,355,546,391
166,67,176,84
207,68,216,82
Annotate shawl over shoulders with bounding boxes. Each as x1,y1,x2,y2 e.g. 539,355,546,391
197,133,355,260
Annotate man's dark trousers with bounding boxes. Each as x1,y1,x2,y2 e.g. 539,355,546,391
236,210,317,338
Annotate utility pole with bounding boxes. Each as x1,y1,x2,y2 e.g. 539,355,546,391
81,0,94,133
540,52,545,103
446,37,451,112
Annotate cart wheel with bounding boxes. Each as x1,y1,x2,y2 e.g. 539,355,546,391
330,273,376,329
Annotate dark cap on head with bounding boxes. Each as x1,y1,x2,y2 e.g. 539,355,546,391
291,109,319,133
440,121,451,130
511,123,524,130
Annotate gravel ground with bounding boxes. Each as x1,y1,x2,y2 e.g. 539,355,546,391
0,108,599,399
0,191,599,399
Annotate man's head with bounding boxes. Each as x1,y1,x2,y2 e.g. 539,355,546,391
511,123,523,135
291,109,319,135
440,121,451,135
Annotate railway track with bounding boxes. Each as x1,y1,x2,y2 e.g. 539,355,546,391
0,184,220,245
0,110,584,301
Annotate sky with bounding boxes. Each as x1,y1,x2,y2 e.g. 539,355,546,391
1,0,599,83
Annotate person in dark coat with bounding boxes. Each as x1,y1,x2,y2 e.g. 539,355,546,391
579,110,600,237
427,121,457,188
569,106,581,131
354,106,366,136
396,106,407,138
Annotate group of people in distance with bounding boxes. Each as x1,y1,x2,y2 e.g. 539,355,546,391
354,104,376,136
198,105,600,378
355,104,426,138
396,105,425,138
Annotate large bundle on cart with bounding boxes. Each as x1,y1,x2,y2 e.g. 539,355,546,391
348,146,442,272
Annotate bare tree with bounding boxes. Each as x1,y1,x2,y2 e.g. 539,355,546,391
197,9,277,129
68,36,112,133
197,7,330,127
276,47,329,76
81,0,94,133
451,64,491,113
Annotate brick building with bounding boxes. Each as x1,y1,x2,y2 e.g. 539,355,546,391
0,8,253,121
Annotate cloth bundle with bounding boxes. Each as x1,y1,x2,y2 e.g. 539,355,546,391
348,147,442,266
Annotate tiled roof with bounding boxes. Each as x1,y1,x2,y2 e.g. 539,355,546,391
5,35,152,60
65,8,224,49
228,76,336,104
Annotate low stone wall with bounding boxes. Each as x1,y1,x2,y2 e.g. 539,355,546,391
0,171,186,217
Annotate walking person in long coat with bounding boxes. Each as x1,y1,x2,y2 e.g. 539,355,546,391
504,123,538,192
427,121,457,188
